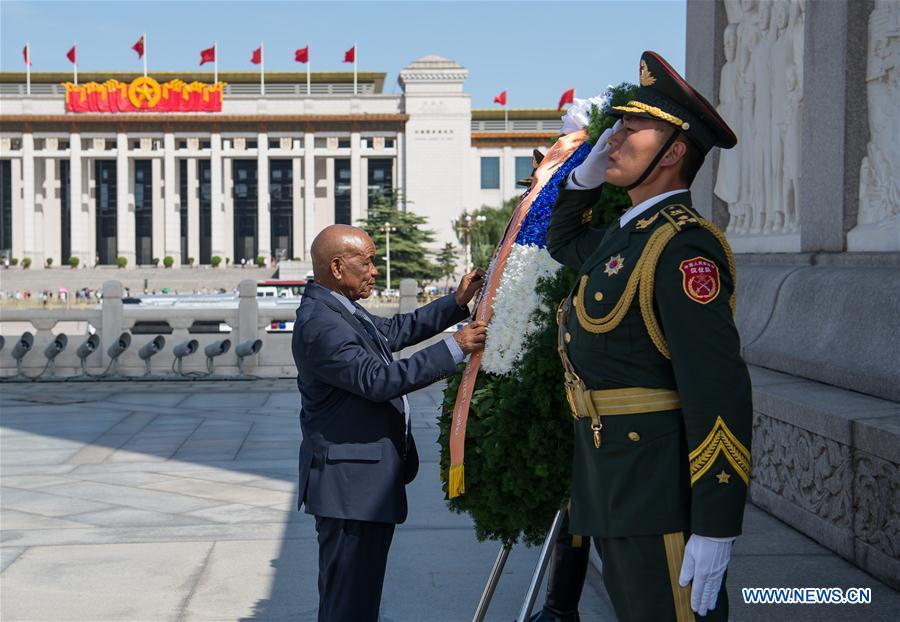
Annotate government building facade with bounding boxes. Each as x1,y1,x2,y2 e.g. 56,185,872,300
0,55,561,269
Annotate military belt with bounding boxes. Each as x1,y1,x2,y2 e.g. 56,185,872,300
557,295,681,448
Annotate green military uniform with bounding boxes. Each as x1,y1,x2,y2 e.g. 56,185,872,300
546,52,752,622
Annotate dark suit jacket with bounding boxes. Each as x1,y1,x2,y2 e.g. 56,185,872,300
292,281,470,524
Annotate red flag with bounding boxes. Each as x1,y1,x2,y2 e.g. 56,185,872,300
251,46,262,65
66,45,76,64
199,46,216,65
343,45,355,63
557,87,575,111
132,36,144,59
493,90,507,106
295,46,309,63
23,45,31,66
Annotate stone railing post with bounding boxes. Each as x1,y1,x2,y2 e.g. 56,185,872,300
238,279,259,345
100,280,123,366
399,278,418,314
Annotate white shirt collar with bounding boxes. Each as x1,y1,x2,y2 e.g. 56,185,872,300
619,189,688,228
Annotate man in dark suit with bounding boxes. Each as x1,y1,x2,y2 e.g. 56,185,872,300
292,224,486,622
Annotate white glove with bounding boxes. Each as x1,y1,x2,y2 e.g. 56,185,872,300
678,534,734,616
568,119,622,189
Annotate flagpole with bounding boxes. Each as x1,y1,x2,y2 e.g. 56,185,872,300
214,41,218,84
25,42,30,95
260,42,265,95
505,95,509,132
353,41,357,96
143,33,148,77
73,41,78,85
306,44,310,95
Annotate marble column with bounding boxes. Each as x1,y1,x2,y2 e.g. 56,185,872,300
223,156,234,263
68,133,88,266
396,131,405,210
163,133,180,266
116,133,134,266
303,133,316,258
210,133,225,259
257,131,270,261
21,134,35,266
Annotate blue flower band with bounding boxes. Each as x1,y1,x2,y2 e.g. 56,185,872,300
514,141,592,248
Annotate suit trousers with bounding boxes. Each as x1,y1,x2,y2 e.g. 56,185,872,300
315,515,396,622
594,532,728,622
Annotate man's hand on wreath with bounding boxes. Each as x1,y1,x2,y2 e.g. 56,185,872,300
453,320,487,356
570,119,622,189
455,268,486,307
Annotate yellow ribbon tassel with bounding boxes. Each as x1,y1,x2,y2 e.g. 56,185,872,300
448,463,465,498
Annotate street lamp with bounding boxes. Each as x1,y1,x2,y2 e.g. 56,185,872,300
380,221,398,293
457,212,486,271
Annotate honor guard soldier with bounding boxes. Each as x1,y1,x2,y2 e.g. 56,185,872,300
546,51,752,621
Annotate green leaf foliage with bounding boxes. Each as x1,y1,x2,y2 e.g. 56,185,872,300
453,199,516,270
437,87,636,545
359,192,442,288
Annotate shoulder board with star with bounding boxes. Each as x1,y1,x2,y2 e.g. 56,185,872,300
659,204,702,232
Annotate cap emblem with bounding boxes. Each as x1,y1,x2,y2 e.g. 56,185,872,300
640,60,656,87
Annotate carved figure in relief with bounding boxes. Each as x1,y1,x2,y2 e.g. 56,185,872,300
781,64,801,231
767,1,791,232
858,0,900,226
736,0,759,234
716,25,743,230
749,0,775,233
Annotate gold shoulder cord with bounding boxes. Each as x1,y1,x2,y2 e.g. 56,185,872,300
574,217,737,359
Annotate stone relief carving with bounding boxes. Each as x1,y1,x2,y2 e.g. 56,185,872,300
716,0,805,235
751,414,852,528
857,0,900,228
853,451,900,561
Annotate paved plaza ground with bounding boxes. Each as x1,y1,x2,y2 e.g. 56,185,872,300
1,380,897,621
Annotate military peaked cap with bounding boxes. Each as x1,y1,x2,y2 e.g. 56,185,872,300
610,51,737,154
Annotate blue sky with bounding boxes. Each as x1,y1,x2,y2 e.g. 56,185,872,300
1,0,686,108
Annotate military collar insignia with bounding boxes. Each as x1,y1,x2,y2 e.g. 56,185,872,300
635,212,660,230
640,59,656,87
604,254,625,276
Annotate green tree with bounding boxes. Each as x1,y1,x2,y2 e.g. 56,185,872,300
453,199,516,270
359,192,441,288
435,242,458,289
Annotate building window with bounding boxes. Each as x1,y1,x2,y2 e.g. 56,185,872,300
367,159,393,208
270,160,293,260
385,138,395,149
480,157,500,189
233,160,258,263
199,160,211,264
334,159,351,225
95,160,118,265
338,138,351,149
0,160,11,257
515,157,533,184
60,160,71,263
134,160,153,265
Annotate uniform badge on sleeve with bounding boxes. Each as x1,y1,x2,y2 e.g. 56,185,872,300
678,257,720,304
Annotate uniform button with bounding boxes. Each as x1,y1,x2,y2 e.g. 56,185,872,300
627,432,641,442
564,332,571,343
594,292,604,302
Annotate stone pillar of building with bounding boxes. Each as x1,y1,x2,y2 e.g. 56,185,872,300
42,154,60,265
303,133,316,258
116,133,134,266
151,157,164,263
800,0,871,252
210,133,225,259
86,156,97,265
359,156,369,220
21,133,36,266
399,55,471,250
163,133,180,267
350,131,362,225
396,131,405,210
257,131,271,262
68,133,88,266
292,156,303,260
187,157,200,264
